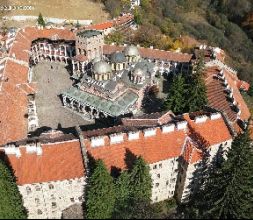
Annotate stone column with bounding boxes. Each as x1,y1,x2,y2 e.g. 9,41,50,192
62,96,67,106
70,99,74,109
90,107,95,119
82,62,85,73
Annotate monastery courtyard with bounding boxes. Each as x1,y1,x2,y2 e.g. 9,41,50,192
32,61,93,129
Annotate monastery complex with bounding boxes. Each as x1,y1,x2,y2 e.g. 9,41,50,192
0,13,251,218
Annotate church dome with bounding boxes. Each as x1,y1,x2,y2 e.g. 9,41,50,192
124,45,140,57
111,51,127,63
93,61,112,74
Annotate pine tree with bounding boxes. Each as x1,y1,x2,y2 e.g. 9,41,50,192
85,160,116,219
113,157,154,219
0,159,27,219
37,13,46,27
76,20,81,29
186,57,208,113
163,73,187,114
189,129,253,219
129,156,152,202
113,171,131,219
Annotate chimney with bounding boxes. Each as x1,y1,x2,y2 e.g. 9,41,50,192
162,124,175,133
128,131,140,141
210,113,221,120
91,136,105,148
195,115,208,124
177,121,188,130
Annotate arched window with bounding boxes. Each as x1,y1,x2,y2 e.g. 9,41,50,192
37,209,43,215
35,198,40,205
49,184,54,190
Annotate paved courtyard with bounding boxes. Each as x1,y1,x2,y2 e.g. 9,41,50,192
33,61,94,129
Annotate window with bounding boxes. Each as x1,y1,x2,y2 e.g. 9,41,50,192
35,186,41,191
170,178,176,183
49,184,54,190
78,196,83,202
159,163,162,168
153,165,157,170
37,209,43,215
52,202,57,208
166,181,169,186
157,174,160,178
35,198,40,205
70,198,75,203
155,183,159,188
26,186,31,195
225,142,228,146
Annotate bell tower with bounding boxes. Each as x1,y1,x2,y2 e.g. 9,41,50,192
75,30,104,61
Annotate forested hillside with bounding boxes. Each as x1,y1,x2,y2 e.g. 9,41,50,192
102,0,253,84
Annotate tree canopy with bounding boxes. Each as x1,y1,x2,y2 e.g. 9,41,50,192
37,13,46,27
85,160,116,219
186,129,253,219
0,159,27,219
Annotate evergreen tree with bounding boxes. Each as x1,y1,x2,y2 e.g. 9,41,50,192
85,160,116,219
134,8,142,25
248,84,253,96
37,13,46,27
163,73,187,114
189,129,253,219
76,20,81,29
186,57,208,112
0,159,27,219
129,156,152,202
113,156,153,219
113,171,131,218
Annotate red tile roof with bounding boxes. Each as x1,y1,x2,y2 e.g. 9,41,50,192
86,21,114,31
103,45,193,63
7,140,84,185
237,80,250,91
205,66,250,131
0,27,75,145
181,139,203,164
83,111,232,170
0,60,30,145
184,113,232,147
113,14,134,26
85,128,187,171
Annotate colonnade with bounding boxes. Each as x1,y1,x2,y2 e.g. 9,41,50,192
62,95,109,119
31,42,72,65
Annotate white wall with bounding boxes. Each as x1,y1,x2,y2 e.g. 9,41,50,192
179,139,233,203
150,157,179,203
19,177,86,219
